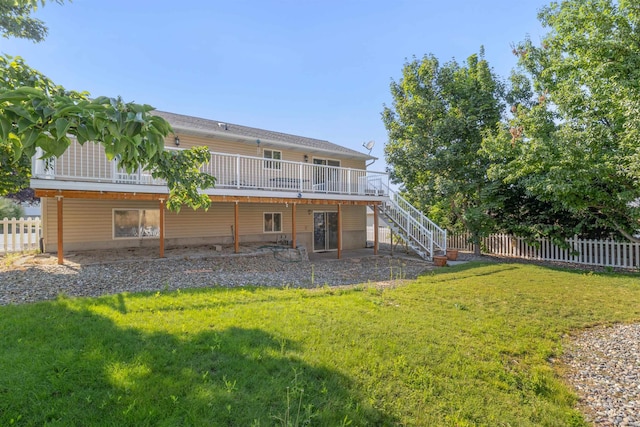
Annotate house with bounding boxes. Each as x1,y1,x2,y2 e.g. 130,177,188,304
30,111,396,264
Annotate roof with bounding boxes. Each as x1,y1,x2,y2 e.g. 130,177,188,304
153,110,375,161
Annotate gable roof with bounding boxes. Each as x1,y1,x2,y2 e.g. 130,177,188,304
153,110,375,161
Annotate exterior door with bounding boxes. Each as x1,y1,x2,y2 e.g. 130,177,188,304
313,211,339,251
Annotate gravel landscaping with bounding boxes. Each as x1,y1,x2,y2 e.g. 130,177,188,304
0,246,433,305
561,324,640,427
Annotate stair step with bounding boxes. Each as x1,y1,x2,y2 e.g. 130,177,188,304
375,192,446,261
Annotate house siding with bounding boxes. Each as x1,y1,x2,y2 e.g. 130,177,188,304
167,134,367,170
42,199,367,252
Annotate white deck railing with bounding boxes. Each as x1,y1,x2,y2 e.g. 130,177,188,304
32,145,389,197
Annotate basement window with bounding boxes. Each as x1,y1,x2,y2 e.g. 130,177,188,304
113,209,160,239
263,212,282,233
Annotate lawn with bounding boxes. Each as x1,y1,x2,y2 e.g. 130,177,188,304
1,262,639,426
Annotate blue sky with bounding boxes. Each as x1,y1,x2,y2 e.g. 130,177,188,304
1,0,548,170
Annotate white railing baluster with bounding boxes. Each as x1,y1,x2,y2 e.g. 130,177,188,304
31,141,390,198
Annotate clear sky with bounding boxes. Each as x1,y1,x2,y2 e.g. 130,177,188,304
1,0,548,171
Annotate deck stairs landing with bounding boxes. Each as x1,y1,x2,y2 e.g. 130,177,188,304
377,186,447,261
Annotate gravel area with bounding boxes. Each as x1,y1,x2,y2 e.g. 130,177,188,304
561,324,640,426
0,247,434,305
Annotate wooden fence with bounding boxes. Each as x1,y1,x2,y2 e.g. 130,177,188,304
448,233,640,269
0,217,42,254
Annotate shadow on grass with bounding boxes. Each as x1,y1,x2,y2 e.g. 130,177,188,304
421,261,521,281
0,297,395,426
426,260,640,279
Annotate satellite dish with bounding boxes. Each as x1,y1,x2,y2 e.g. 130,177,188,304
363,140,375,152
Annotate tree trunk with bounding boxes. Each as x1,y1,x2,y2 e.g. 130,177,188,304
472,232,482,256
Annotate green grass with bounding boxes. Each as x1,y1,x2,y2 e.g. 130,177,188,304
1,262,639,426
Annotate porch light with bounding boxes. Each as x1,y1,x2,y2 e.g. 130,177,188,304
174,135,180,146
304,154,309,162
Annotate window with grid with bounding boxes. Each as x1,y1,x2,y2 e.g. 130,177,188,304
263,149,282,169
263,212,282,233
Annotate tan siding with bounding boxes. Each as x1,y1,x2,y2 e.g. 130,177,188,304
44,199,159,250
165,134,367,168
341,205,366,231
166,134,261,157
165,204,235,238
41,198,366,253
238,203,292,234
42,197,52,247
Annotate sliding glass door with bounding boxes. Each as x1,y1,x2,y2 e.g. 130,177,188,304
313,211,338,251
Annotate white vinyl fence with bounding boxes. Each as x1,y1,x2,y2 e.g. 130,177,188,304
367,226,392,244
0,217,42,254
448,233,640,269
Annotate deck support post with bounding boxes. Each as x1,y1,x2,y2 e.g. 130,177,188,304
56,195,64,265
234,202,239,253
159,199,165,258
291,203,297,249
373,204,379,255
337,204,342,259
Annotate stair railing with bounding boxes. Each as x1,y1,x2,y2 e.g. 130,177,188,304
379,199,433,259
379,184,447,259
389,186,447,251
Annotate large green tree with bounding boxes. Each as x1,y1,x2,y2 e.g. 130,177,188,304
0,0,216,211
383,50,504,252
484,0,640,242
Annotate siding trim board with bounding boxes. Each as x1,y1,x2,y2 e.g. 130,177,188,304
34,189,382,206
32,181,387,203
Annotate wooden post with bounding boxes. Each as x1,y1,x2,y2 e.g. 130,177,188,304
234,202,239,253
291,203,297,249
56,196,64,265
159,199,165,258
373,204,379,255
337,204,342,259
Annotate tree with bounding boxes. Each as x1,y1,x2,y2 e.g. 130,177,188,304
0,0,58,42
0,137,30,195
0,197,24,219
382,50,504,253
0,1,216,212
485,0,640,242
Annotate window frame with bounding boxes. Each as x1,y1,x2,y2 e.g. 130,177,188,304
112,208,161,240
263,211,282,233
263,149,282,170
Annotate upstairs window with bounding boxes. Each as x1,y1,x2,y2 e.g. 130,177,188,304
263,149,282,169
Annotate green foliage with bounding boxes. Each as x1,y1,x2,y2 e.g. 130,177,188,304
485,0,640,242
0,197,24,219
0,138,30,196
153,147,217,212
383,49,504,246
0,0,63,43
2,263,639,425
